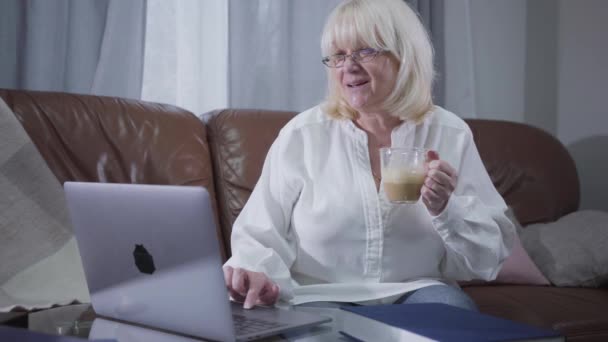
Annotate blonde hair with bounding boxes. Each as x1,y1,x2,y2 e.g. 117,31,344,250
321,0,435,121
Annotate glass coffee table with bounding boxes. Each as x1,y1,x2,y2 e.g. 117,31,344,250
25,303,349,341
10,302,564,341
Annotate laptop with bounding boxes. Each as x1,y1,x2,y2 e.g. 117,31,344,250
64,182,331,342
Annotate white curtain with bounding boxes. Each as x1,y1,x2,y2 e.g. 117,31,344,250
2,0,458,119
443,0,477,118
406,0,446,107
228,0,342,112
141,0,228,115
0,0,145,99
228,0,446,113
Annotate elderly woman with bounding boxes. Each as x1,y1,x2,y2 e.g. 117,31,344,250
223,0,515,311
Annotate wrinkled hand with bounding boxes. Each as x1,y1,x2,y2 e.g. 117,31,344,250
421,150,458,216
223,266,280,309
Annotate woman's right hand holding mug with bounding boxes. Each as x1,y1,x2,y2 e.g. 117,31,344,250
223,265,280,309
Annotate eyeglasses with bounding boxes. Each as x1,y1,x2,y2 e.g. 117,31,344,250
322,48,387,68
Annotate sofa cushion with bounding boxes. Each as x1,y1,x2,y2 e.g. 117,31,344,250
463,285,608,339
205,112,581,259
465,119,579,225
460,208,550,286
494,233,550,285
493,209,550,285
0,97,88,311
0,90,214,188
1,89,224,258
204,109,296,255
520,210,608,287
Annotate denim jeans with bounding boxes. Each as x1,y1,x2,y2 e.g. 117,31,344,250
394,285,478,311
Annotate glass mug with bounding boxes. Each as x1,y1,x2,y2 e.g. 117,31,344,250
379,147,427,204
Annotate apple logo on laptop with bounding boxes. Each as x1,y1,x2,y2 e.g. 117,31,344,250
133,244,156,274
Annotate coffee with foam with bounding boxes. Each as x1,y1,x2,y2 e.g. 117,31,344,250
379,147,427,204
382,168,425,203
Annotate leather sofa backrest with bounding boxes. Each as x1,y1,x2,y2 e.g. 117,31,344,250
2,88,580,260
466,119,579,225
205,110,580,257
1,89,226,259
204,109,295,254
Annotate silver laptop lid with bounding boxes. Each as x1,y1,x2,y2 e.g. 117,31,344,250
64,182,235,342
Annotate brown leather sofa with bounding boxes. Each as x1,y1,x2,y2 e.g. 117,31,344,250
2,89,607,341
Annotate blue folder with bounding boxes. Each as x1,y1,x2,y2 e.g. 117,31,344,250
340,303,563,342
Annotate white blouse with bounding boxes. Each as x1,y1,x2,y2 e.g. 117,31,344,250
224,105,515,305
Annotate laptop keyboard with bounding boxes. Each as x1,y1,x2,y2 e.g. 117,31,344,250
233,314,288,335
